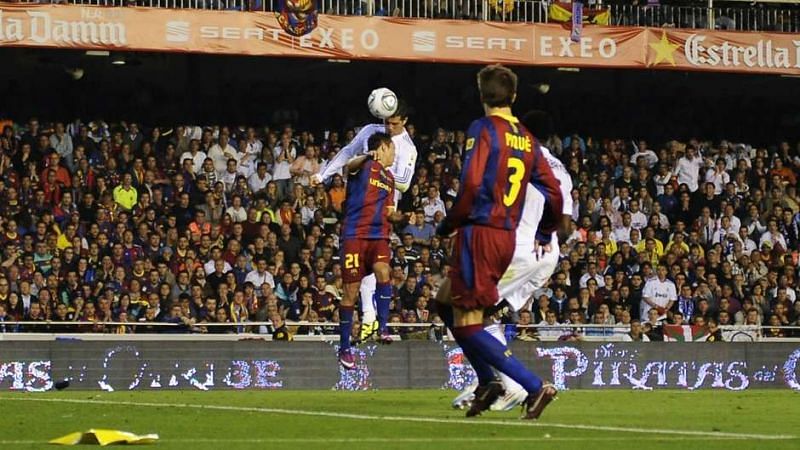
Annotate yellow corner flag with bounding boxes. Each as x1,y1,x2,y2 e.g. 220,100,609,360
50,429,159,446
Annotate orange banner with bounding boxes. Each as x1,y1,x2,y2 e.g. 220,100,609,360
1,3,799,75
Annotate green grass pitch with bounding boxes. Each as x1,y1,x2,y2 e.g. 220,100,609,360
1,390,798,449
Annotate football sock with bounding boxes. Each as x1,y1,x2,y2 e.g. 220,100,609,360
485,323,524,393
360,275,377,323
375,282,392,333
484,323,505,344
454,324,543,394
339,305,354,351
437,306,494,384
452,324,500,385
361,306,377,324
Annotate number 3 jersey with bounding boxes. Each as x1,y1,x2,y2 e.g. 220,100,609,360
443,113,563,240
342,159,395,241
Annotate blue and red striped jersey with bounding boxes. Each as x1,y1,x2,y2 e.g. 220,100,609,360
342,159,395,240
443,113,563,238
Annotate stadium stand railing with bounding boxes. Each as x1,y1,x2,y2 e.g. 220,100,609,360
12,0,800,32
0,321,793,342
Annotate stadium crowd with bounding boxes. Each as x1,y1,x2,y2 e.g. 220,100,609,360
0,117,798,341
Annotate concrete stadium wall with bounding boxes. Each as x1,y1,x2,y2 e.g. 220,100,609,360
1,341,799,392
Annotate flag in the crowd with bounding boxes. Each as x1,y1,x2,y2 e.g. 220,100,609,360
549,2,610,26
663,325,710,342
571,1,583,43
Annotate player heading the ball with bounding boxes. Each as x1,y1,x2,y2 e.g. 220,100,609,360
312,89,417,343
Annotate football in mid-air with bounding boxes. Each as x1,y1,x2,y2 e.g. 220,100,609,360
367,87,398,119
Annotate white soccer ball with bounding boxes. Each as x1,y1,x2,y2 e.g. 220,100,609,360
367,87,398,119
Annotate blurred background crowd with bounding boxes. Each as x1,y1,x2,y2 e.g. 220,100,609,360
0,116,798,341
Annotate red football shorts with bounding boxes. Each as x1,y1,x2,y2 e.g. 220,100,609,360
340,238,392,284
448,225,515,310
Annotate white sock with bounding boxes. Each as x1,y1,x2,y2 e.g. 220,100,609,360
485,323,525,393
360,274,377,323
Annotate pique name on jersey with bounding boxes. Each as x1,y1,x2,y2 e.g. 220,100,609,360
505,133,532,152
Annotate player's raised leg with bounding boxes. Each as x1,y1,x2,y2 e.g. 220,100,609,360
357,270,394,344
358,274,379,342
485,323,527,411
435,253,502,410
447,227,545,417
338,132,398,369
338,269,360,370
371,254,392,342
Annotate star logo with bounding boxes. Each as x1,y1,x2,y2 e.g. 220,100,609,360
649,31,680,66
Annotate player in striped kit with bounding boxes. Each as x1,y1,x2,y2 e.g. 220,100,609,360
336,133,397,369
435,65,563,419
453,110,574,411
312,100,417,344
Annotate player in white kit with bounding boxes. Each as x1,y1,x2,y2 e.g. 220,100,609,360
452,111,573,411
311,100,417,342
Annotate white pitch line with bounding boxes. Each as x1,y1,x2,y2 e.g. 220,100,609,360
1,397,795,441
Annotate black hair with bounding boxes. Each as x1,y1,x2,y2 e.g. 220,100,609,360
390,99,409,119
367,132,392,152
521,110,554,139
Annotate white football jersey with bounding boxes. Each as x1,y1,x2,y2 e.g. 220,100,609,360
641,278,677,321
516,146,573,246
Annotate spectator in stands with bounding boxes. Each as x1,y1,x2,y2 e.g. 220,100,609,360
532,310,558,340
113,173,138,212
421,186,445,223
622,319,649,342
516,310,536,341
403,210,436,245
272,134,296,199
0,117,796,343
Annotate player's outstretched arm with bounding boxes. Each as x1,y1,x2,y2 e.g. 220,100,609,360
313,124,380,186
